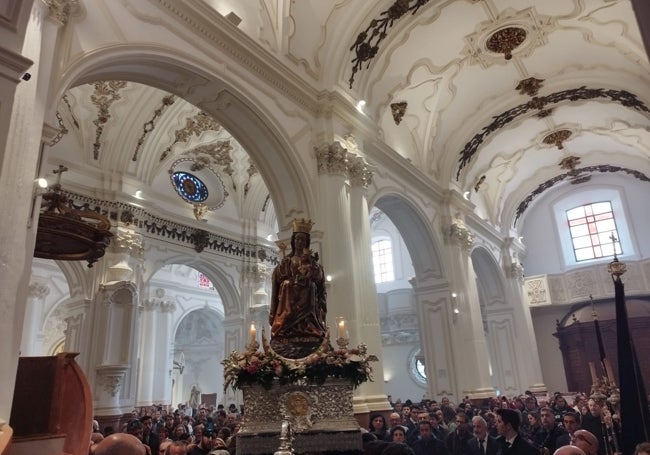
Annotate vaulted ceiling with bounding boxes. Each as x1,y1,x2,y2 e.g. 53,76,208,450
47,0,650,234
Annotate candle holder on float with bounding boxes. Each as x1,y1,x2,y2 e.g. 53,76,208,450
336,316,349,350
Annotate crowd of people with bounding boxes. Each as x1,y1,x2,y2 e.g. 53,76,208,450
88,403,243,455
363,392,649,455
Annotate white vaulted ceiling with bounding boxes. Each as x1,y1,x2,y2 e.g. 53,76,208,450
48,0,650,234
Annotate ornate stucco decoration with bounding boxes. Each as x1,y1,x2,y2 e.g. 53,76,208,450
444,215,474,250
348,154,373,188
315,142,349,175
543,129,572,149
91,81,127,160
457,87,650,180
46,0,80,25
390,102,408,125
463,8,550,69
132,94,176,161
29,282,51,300
486,26,527,60
559,155,590,184
514,165,650,225
159,111,223,162
516,77,544,96
193,229,210,253
507,262,525,282
113,227,144,258
348,0,431,87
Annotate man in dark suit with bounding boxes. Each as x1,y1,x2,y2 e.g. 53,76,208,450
556,411,581,448
412,421,450,455
539,407,567,455
495,408,539,455
469,416,499,455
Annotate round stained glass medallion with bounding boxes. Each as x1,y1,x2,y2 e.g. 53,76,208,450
172,171,209,203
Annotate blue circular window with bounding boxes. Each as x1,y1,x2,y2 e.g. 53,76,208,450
171,172,209,203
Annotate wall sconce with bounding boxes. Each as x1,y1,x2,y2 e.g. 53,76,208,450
451,292,459,323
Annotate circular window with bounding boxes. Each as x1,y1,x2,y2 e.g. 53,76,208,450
408,347,427,386
172,172,209,203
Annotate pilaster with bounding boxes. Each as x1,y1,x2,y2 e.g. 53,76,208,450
440,209,494,399
20,282,50,355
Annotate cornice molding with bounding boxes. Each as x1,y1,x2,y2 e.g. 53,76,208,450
0,46,33,83
151,0,320,114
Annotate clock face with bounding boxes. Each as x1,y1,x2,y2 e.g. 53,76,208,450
172,171,208,203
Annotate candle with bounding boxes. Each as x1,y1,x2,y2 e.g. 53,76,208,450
337,319,346,339
250,322,257,344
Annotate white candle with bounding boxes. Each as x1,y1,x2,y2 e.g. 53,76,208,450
337,319,346,339
250,322,257,344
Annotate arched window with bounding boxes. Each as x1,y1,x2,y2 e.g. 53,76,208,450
566,201,621,261
372,238,395,283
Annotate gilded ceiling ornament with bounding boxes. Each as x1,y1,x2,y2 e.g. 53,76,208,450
349,0,431,88
559,156,580,171
390,102,408,125
132,95,176,161
457,87,650,180
91,81,128,160
536,108,552,118
160,112,223,161
474,175,486,192
513,165,650,226
516,77,544,96
543,129,572,149
485,27,527,60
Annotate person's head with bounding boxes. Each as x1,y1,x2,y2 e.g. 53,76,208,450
193,424,204,440
172,424,186,438
540,407,555,430
496,408,520,438
571,429,598,455
417,412,430,424
635,442,650,455
200,431,215,450
369,412,387,432
563,411,581,434
389,412,402,428
472,416,488,440
164,440,188,455
525,396,537,411
555,396,568,409
587,399,601,417
455,411,469,434
553,446,586,455
91,433,146,455
441,397,450,406
402,405,411,417
157,426,169,440
390,426,407,443
418,421,433,439
527,411,540,427
126,420,144,441
140,415,153,434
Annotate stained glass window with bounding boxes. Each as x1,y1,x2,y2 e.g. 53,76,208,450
566,201,621,261
172,171,209,203
197,272,214,290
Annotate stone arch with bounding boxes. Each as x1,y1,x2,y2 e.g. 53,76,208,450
470,247,507,309
144,254,241,320
51,45,316,230
372,193,445,284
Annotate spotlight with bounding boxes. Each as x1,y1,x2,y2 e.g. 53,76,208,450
35,178,48,189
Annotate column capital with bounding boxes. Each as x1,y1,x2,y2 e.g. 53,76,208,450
112,227,145,258
45,0,81,26
348,154,372,188
443,215,474,250
160,301,177,313
28,282,50,299
315,141,349,175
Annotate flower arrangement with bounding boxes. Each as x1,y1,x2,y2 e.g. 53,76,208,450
222,342,378,391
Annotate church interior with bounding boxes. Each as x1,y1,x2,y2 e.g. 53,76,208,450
1,0,650,451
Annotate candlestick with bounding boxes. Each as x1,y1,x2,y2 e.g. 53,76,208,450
337,318,346,339
250,322,257,344
604,358,616,384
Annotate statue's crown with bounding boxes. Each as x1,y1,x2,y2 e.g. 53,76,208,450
292,218,314,234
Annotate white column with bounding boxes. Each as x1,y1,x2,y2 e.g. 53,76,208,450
222,316,245,406
501,238,546,393
153,300,176,405
0,0,73,420
20,282,50,355
136,299,158,406
348,151,390,412
440,209,494,399
314,142,357,342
